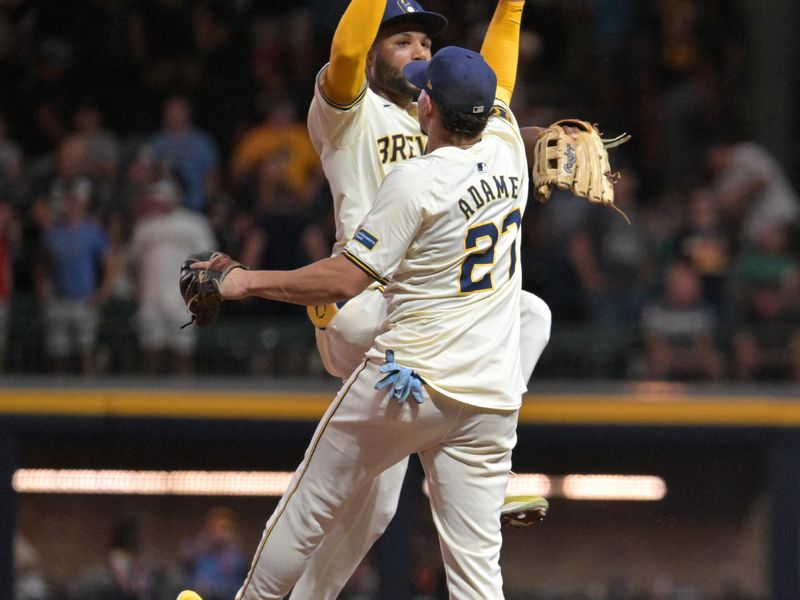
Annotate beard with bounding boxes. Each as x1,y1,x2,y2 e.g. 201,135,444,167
373,53,420,101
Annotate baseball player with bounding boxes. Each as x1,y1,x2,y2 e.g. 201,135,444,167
296,0,550,596
179,44,533,600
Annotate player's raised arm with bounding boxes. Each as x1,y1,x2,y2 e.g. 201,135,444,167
480,0,525,105
322,0,385,107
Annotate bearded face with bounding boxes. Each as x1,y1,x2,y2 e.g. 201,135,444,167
372,51,421,100
367,27,432,104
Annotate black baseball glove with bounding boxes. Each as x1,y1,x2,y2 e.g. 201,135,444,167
179,251,247,327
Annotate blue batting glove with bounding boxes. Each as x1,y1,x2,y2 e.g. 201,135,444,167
375,349,425,404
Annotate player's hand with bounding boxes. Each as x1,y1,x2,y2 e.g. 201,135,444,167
375,349,425,404
190,256,249,300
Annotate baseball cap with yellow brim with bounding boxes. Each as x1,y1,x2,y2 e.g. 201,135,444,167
381,0,447,37
403,46,497,116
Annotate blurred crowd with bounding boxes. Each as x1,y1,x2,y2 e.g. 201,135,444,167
15,505,763,600
16,507,248,600
0,0,798,381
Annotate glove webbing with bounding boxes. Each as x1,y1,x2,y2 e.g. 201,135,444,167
599,127,632,225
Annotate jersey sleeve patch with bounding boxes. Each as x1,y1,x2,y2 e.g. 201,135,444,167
353,228,379,250
343,250,389,285
490,103,512,123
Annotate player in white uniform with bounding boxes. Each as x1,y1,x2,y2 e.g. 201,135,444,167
306,0,550,382
294,0,551,597
179,45,532,600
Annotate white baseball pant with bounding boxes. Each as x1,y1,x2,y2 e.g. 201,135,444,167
237,359,518,600
291,289,551,599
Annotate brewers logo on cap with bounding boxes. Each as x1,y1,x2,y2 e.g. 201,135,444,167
381,0,447,36
397,0,416,12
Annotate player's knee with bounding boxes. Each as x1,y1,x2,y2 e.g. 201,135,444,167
327,292,386,353
520,291,552,341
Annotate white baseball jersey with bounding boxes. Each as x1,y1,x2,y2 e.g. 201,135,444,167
307,65,427,255
343,100,528,410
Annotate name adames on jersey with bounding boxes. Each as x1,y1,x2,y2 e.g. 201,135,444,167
458,173,521,221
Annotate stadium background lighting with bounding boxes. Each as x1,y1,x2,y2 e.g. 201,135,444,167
13,469,666,501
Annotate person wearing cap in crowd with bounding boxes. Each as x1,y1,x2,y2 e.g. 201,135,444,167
289,0,551,596
149,95,220,213
128,179,216,375
34,177,110,375
178,44,532,600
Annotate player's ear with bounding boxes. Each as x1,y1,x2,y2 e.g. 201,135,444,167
418,90,432,116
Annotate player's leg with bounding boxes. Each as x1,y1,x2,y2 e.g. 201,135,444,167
418,394,518,600
289,458,407,600
498,290,552,526
519,290,552,382
310,285,388,379
292,286,406,599
235,360,434,600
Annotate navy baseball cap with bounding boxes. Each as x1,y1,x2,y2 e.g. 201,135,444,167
403,46,497,115
381,0,447,37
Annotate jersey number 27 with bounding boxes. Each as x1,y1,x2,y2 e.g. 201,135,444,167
459,208,521,294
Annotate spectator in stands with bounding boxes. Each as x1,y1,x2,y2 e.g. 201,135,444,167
30,134,91,229
707,141,800,247
118,144,172,220
67,515,160,600
71,101,121,215
669,185,733,316
563,168,648,373
34,178,110,375
96,210,139,375
0,195,18,372
233,150,319,272
569,167,648,325
128,179,215,375
14,533,51,600
71,102,119,180
730,223,800,382
179,507,247,600
149,95,220,212
640,259,724,380
529,187,594,322
230,98,322,201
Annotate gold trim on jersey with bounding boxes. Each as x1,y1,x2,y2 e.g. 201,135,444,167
343,250,389,285
317,65,369,111
237,360,370,598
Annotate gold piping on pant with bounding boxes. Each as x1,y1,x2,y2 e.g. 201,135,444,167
238,360,369,599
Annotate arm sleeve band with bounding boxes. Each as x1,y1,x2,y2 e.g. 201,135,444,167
323,0,385,106
480,0,524,106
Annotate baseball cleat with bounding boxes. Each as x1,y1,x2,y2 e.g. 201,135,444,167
501,495,549,527
177,592,203,600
